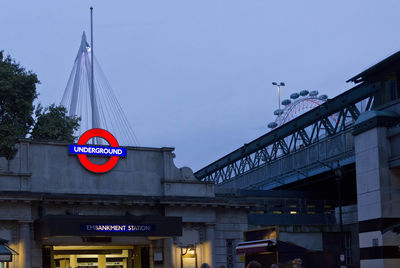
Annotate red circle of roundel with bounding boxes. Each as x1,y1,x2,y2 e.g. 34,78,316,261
77,128,120,173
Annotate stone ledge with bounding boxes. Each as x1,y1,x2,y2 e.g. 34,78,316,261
0,172,31,177
161,179,212,184
353,110,400,136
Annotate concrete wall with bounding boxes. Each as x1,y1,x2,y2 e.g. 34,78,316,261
354,116,400,268
215,209,248,268
0,141,214,197
0,141,248,268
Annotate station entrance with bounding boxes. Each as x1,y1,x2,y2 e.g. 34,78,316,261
44,245,151,268
36,215,182,268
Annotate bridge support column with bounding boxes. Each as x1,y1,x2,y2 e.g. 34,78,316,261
353,111,400,268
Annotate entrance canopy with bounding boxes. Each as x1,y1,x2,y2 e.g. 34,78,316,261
35,215,182,239
235,239,277,255
0,239,18,262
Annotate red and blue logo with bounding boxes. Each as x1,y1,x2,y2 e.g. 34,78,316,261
69,129,126,173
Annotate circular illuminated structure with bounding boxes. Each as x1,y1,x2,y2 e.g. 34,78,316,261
268,90,329,129
77,128,121,173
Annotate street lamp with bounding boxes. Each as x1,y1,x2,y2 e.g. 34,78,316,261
334,163,346,268
272,82,285,112
272,82,285,125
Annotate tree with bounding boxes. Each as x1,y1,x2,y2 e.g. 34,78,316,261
31,104,80,143
0,51,39,159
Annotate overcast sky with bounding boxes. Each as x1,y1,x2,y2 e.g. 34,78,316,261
2,0,400,171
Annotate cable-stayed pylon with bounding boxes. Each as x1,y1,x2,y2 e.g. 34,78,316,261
61,32,138,146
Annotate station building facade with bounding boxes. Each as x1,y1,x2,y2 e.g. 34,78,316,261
0,140,249,268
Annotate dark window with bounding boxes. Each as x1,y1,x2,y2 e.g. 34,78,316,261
226,239,234,268
42,246,51,268
382,77,399,104
344,232,353,267
389,79,398,100
141,247,150,268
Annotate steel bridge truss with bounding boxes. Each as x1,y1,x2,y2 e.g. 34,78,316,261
195,82,379,184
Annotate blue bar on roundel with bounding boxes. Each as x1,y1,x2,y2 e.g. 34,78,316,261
69,144,127,157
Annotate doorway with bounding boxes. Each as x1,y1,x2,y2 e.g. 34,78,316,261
43,245,148,268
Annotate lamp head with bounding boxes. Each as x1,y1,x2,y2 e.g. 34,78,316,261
280,82,285,86
334,166,343,178
272,82,278,86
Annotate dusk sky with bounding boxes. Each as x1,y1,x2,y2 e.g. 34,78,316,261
2,0,400,171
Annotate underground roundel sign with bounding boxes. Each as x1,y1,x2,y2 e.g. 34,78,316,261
69,129,127,173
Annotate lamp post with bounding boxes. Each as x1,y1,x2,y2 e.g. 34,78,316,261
272,82,285,111
334,163,346,268
272,82,285,124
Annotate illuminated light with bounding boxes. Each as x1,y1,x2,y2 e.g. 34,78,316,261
70,128,126,173
70,145,126,157
290,211,298,214
82,224,153,232
181,244,197,261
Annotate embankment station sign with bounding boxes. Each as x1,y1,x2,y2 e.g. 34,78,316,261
69,128,126,173
34,215,182,238
81,224,155,233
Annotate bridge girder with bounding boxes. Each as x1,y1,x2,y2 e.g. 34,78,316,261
195,82,380,184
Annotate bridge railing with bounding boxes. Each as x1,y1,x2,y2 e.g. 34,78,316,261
217,130,354,189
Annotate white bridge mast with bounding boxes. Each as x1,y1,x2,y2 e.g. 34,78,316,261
61,8,138,146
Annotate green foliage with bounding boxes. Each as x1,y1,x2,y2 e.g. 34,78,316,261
0,51,39,159
31,104,80,143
